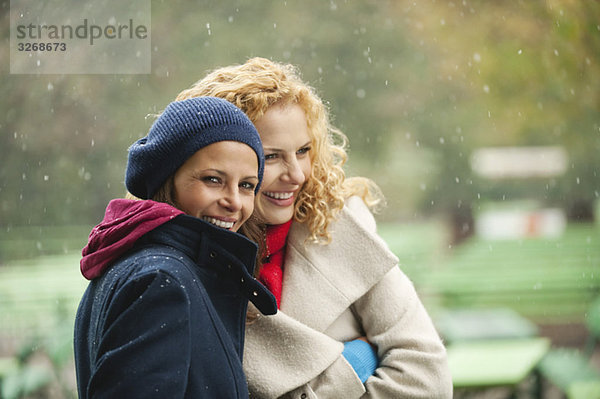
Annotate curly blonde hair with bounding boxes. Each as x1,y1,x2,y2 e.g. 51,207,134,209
176,57,383,243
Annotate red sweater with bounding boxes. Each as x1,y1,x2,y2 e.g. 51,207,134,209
258,220,293,308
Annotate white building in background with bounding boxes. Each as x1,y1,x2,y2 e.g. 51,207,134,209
470,146,568,240
475,208,566,240
471,146,568,179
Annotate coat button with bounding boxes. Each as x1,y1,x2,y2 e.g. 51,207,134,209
209,252,216,258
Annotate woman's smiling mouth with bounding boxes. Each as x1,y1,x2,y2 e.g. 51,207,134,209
202,216,235,230
263,191,293,200
262,191,295,206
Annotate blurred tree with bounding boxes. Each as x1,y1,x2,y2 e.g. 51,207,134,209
1,0,598,241
386,0,600,233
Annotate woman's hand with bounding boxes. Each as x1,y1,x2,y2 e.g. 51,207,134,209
342,338,379,383
356,336,377,351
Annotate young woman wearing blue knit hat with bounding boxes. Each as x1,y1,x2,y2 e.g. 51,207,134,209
74,96,277,398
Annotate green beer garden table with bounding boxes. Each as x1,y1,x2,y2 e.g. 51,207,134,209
447,337,550,388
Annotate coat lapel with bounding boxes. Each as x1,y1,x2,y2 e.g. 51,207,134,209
280,199,399,332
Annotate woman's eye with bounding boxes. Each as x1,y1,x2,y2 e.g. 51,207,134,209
297,146,311,155
265,153,278,160
202,176,221,184
240,181,256,191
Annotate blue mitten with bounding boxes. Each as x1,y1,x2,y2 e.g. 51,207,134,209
342,339,378,383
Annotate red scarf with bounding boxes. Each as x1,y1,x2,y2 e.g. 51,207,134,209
258,220,293,308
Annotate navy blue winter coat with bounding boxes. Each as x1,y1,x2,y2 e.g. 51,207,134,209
74,200,277,398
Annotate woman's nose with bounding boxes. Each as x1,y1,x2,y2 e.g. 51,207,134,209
219,188,242,212
283,159,305,185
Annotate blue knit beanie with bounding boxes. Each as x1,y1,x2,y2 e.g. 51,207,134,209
126,97,264,199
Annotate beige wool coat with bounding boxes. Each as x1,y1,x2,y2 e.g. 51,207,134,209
244,197,453,398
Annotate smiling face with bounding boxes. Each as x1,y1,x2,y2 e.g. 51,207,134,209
253,103,313,225
173,140,259,232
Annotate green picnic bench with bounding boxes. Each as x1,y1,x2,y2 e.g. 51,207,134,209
422,268,596,322
0,253,86,335
448,337,550,395
413,230,600,323
538,297,600,399
434,307,539,343
434,308,550,397
379,222,600,396
378,223,600,325
0,254,85,398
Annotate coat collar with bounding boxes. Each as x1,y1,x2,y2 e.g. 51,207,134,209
280,199,399,332
141,215,278,315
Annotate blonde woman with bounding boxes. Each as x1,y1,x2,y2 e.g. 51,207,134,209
176,58,452,398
